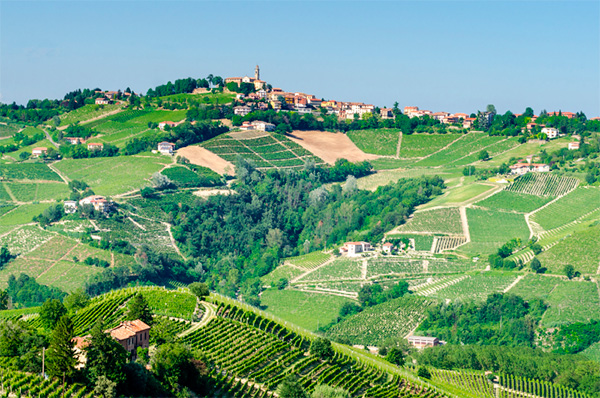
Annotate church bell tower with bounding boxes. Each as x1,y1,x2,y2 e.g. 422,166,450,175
255,65,260,80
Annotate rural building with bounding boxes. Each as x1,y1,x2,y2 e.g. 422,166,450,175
568,142,580,150
64,137,83,145
380,108,394,119
225,65,267,91
541,127,559,139
463,118,476,129
339,242,372,257
158,121,178,130
510,162,549,175
95,97,110,105
108,320,151,355
72,336,91,369
87,143,104,151
158,142,175,155
382,242,394,253
234,106,252,116
31,147,48,157
240,121,253,131
63,200,78,214
407,336,440,349
79,195,112,213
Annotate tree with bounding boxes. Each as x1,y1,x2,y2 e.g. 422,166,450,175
417,367,431,379
486,104,497,115
0,290,7,310
19,152,30,160
152,172,174,190
530,258,542,273
478,150,490,161
46,315,76,381
188,282,210,300
64,289,89,313
277,375,308,398
564,264,575,279
310,338,334,360
152,343,208,393
342,175,358,194
40,299,67,329
85,319,128,385
385,347,405,366
93,375,117,398
311,384,350,398
52,115,61,127
126,294,153,325
0,246,13,269
276,278,288,290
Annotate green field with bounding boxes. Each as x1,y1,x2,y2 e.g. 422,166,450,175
430,271,519,301
0,203,52,226
202,132,324,169
296,257,363,282
505,173,578,197
260,288,351,331
541,280,600,327
537,223,600,275
324,295,436,346
60,103,123,125
368,158,415,170
386,233,434,251
159,92,235,105
95,215,176,254
356,167,461,191
475,191,553,213
531,187,600,230
509,274,562,301
5,182,69,202
261,264,306,286
414,133,506,167
396,207,463,235
53,155,171,196
582,342,600,363
1,224,55,255
398,133,462,158
421,183,497,209
459,208,529,255
0,163,62,181
346,128,400,156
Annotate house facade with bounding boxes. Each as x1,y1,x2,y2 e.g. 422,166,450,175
65,137,83,145
568,142,580,150
79,195,112,213
87,143,104,151
158,142,175,155
108,320,151,355
339,242,372,257
541,127,559,139
32,147,48,157
407,336,440,349
64,200,78,214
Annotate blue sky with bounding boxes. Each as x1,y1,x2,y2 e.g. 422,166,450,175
1,1,599,116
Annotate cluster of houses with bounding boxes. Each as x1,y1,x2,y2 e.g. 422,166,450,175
64,136,105,151
93,89,137,105
239,120,276,132
64,195,114,215
339,241,406,257
74,319,151,366
403,106,476,128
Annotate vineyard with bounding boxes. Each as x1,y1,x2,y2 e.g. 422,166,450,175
395,208,463,235
202,132,325,169
432,236,467,253
187,300,448,398
505,173,579,197
414,133,505,167
324,296,436,346
59,103,123,125
530,187,600,231
398,134,462,159
426,272,518,302
430,369,494,398
497,373,589,398
0,368,92,398
285,251,332,270
296,257,362,282
0,163,63,181
347,128,401,156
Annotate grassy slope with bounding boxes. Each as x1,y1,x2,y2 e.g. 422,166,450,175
396,207,463,235
459,208,529,255
475,191,553,213
346,128,400,156
537,223,600,275
531,187,600,230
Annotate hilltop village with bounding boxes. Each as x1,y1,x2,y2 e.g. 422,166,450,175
0,67,599,398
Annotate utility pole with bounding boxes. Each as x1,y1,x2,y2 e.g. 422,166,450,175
41,347,45,378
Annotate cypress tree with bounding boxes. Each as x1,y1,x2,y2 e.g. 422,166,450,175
46,315,76,381
126,293,153,325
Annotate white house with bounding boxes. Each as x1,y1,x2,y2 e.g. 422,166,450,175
510,162,549,175
407,336,440,349
79,195,111,213
541,127,559,139
382,242,394,253
158,121,178,130
63,200,78,214
234,106,252,116
64,137,83,145
158,142,175,155
32,147,48,157
252,121,275,132
568,142,580,150
339,242,372,257
87,143,104,151
95,97,110,105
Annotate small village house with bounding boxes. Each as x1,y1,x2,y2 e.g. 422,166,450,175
108,320,151,355
234,106,252,116
79,195,112,213
95,97,110,105
64,137,83,145
541,127,559,139
158,142,175,155
87,142,104,151
407,336,440,349
158,121,178,130
382,242,394,253
72,336,91,369
339,242,372,257
463,117,476,129
32,147,48,157
380,108,394,119
568,142,580,150
63,200,78,214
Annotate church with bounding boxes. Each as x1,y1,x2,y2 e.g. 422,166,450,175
225,65,267,90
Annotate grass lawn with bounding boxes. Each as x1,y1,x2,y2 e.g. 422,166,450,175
0,203,52,226
420,182,496,209
531,187,600,230
53,155,171,196
509,274,562,301
459,208,529,256
260,288,352,331
475,191,553,213
397,207,463,235
399,133,462,158
537,223,600,275
542,280,600,327
346,128,400,156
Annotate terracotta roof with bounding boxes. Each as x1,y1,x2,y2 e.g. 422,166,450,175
109,320,150,341
158,142,175,146
383,243,393,246
33,147,48,151
87,143,103,146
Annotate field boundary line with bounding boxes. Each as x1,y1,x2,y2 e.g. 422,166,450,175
290,256,335,283
503,274,524,293
48,162,71,183
525,182,581,238
2,182,18,203
417,133,470,161
35,240,79,280
459,207,471,243
395,131,402,158
448,137,510,166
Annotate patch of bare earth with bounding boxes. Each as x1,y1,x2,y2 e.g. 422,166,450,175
176,146,234,175
286,130,380,164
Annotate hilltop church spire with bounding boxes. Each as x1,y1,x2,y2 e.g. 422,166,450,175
255,65,260,80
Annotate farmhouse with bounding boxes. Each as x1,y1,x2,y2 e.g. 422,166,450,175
234,106,252,116
79,195,112,213
64,137,83,145
158,121,179,130
87,142,104,151
541,127,559,139
339,241,372,257
568,142,580,150
407,336,440,349
63,200,77,214
107,320,151,355
158,142,175,155
380,108,394,119
382,242,394,253
463,118,476,129
95,97,110,105
510,162,550,175
72,336,91,369
31,147,48,157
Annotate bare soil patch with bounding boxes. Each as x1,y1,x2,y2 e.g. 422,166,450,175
287,130,380,164
176,146,234,175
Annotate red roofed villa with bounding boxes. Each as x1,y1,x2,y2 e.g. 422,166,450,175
108,320,151,355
